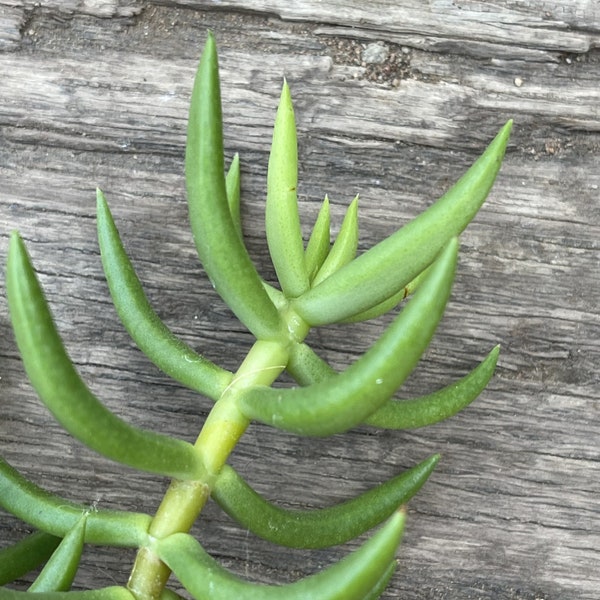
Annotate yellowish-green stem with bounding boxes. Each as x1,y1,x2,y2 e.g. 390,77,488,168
127,335,300,600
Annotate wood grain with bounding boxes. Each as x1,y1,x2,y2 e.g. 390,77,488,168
1,2,599,599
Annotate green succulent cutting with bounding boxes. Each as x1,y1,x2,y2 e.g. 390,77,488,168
0,32,511,600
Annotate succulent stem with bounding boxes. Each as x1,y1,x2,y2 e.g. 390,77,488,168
127,337,295,599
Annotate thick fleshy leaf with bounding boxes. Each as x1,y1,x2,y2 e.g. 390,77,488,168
238,239,458,436
155,510,405,600
266,80,309,297
313,196,359,286
364,345,500,429
211,454,438,548
305,196,331,282
28,516,87,592
0,532,60,586
0,456,150,546
96,191,233,401
186,32,282,340
6,233,205,481
292,121,512,325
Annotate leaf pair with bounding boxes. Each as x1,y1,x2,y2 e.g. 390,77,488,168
5,233,206,482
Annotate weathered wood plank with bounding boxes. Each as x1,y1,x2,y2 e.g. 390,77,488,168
1,2,599,599
172,0,600,58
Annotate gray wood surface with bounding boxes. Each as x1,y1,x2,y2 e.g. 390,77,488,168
1,1,599,598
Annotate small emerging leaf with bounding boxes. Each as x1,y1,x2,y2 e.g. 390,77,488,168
305,196,331,282
313,196,359,286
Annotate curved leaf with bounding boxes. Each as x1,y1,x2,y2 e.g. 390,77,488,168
238,239,458,436
0,532,60,586
186,32,282,340
364,345,500,429
96,191,233,401
28,516,87,592
313,196,359,286
6,233,205,481
266,80,309,297
0,456,150,547
211,454,438,548
305,196,331,282
155,510,405,600
292,121,512,325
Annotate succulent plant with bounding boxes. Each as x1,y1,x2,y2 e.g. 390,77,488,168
0,32,511,600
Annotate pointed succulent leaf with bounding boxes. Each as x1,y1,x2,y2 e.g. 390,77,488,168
238,239,458,436
0,456,150,546
155,510,405,600
266,79,309,297
211,454,438,548
0,587,135,600
305,196,331,282
97,191,233,400
0,532,60,586
365,345,500,429
312,196,359,286
6,233,205,481
186,32,282,339
225,153,242,238
28,515,87,592
292,121,512,325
